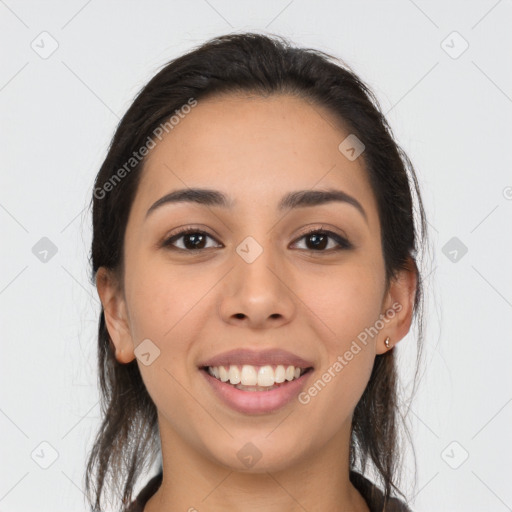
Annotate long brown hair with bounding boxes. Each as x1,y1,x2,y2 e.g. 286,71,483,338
85,32,428,511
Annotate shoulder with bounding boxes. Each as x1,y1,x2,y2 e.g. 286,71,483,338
350,471,413,512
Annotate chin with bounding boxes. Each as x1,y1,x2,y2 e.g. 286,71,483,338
205,437,308,474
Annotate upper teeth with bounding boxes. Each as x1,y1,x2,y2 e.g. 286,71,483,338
207,364,305,386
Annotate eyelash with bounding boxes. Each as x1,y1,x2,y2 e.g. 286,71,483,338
161,226,353,253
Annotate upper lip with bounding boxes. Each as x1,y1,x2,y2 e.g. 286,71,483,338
199,348,314,369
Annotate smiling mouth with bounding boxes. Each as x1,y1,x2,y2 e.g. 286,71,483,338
200,364,314,391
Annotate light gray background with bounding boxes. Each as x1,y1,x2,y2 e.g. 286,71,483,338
1,1,511,511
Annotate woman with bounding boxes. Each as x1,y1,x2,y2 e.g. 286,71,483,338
86,32,428,512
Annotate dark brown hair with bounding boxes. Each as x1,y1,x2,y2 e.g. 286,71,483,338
85,31,428,511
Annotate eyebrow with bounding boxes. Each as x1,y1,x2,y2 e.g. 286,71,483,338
145,187,368,223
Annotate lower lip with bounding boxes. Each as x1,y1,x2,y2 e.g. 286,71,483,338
200,368,313,415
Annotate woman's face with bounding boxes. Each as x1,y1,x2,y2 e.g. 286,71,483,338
99,93,413,473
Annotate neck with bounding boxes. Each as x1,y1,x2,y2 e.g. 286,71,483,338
144,416,369,512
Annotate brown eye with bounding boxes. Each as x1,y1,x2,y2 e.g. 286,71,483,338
162,229,222,251
293,229,352,252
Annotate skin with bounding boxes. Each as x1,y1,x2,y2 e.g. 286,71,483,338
96,93,417,512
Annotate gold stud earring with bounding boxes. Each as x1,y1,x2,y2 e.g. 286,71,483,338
384,337,391,349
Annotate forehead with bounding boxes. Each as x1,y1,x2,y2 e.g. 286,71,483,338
133,93,378,225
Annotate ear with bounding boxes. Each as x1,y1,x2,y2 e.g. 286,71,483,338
375,258,418,355
95,267,136,364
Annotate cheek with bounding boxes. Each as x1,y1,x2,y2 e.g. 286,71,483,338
299,260,384,346
124,259,220,391
124,260,213,342
124,264,212,419
294,261,382,413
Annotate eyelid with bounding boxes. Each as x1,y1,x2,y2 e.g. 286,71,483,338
294,224,348,241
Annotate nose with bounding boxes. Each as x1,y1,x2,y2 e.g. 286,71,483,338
218,242,297,329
